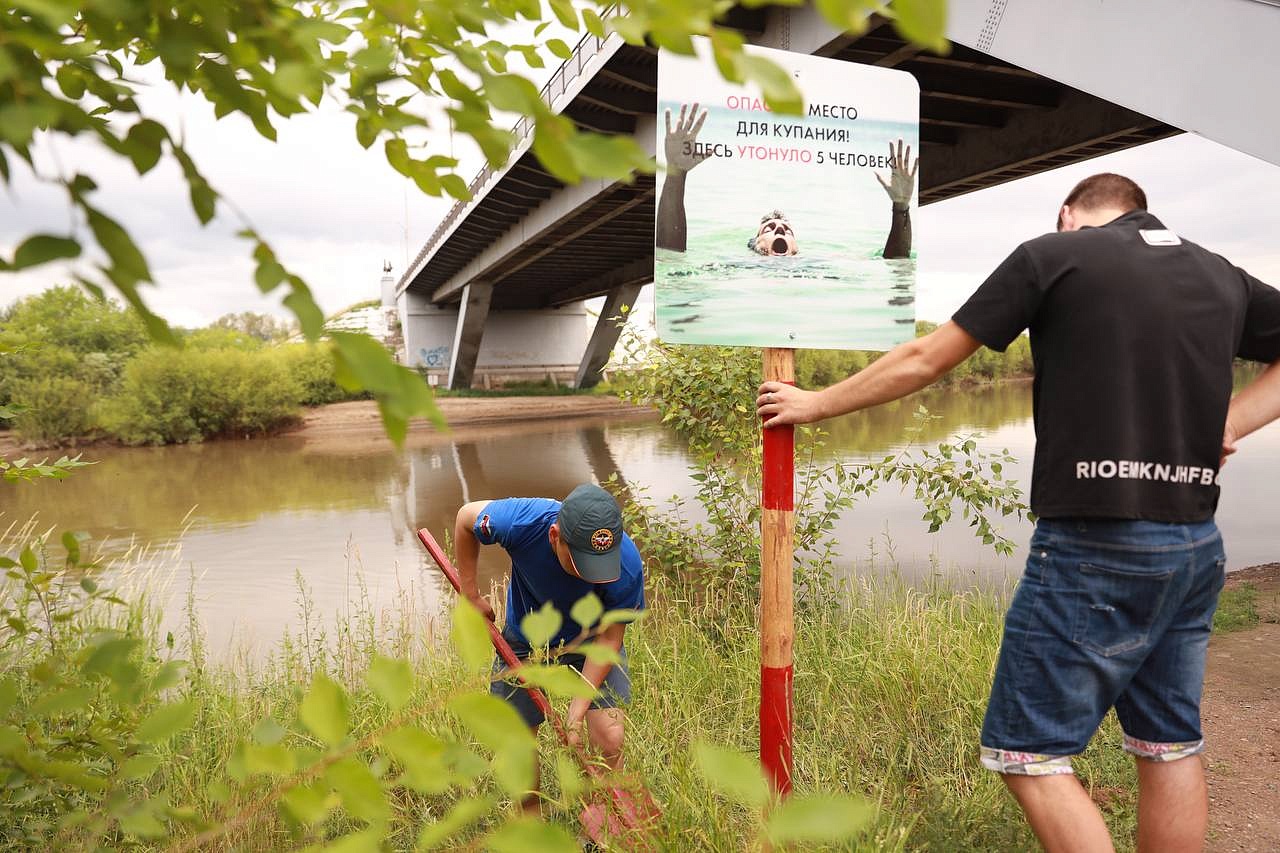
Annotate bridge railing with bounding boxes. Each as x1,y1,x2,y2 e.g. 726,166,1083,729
399,7,624,293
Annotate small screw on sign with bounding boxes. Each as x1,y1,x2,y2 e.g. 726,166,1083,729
788,332,796,340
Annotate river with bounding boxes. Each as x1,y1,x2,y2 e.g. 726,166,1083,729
4,383,1276,658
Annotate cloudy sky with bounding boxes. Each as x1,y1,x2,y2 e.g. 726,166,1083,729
3,60,1279,329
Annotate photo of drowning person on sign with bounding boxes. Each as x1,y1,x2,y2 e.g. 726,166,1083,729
651,95,920,351
656,103,917,260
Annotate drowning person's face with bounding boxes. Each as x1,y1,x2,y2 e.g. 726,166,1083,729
751,216,798,256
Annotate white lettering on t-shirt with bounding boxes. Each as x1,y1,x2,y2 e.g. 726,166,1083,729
1074,459,1217,485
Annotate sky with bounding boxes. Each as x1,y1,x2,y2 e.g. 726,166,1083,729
3,58,1280,330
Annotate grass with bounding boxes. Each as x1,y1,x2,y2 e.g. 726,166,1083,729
1213,584,1260,634
1,527,1145,851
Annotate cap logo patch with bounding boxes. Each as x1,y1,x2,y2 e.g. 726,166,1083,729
590,528,614,552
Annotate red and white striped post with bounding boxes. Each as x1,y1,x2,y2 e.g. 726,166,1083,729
760,347,795,795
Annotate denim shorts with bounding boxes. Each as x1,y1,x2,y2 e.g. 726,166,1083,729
490,625,631,728
980,517,1225,775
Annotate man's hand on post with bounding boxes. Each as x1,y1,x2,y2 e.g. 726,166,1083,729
757,381,824,428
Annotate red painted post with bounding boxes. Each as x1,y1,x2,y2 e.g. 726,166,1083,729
760,347,795,795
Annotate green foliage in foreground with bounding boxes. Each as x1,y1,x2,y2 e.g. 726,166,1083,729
0,530,885,850
1213,584,1260,634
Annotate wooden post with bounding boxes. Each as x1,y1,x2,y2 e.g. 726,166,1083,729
760,347,795,795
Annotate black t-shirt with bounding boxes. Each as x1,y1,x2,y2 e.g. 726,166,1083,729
953,210,1280,522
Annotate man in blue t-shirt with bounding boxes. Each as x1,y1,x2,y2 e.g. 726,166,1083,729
453,482,645,812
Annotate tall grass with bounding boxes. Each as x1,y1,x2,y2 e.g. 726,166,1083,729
0,520,1142,850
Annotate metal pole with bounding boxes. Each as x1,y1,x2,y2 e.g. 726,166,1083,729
760,347,795,795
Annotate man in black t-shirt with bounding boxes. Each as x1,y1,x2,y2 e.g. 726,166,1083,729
757,173,1280,852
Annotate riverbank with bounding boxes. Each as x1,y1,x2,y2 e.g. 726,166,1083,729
283,396,652,449
0,395,653,456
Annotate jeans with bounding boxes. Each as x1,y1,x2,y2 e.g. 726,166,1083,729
980,517,1225,775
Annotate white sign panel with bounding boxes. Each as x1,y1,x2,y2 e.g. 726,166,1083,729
655,40,920,350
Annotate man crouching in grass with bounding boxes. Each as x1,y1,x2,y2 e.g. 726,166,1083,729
453,483,645,814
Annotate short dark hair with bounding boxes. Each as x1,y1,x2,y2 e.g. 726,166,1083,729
1057,173,1147,230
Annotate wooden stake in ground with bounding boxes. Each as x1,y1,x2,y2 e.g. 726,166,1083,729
760,347,795,794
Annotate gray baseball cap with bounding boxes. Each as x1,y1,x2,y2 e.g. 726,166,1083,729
557,483,624,583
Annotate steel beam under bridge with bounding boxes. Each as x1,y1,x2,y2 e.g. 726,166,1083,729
397,2,1279,389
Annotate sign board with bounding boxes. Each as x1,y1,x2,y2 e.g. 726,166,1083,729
655,41,920,350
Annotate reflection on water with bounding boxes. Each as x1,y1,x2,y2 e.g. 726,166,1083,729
5,384,1277,657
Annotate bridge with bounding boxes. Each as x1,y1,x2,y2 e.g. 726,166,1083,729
394,0,1280,389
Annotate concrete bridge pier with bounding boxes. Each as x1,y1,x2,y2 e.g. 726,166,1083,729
574,278,649,389
447,282,494,390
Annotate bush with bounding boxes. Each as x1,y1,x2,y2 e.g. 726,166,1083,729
275,343,363,406
101,347,303,445
10,375,96,444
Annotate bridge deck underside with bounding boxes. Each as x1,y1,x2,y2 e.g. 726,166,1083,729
404,21,1179,310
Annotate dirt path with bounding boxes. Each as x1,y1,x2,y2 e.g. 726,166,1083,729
1204,564,1280,852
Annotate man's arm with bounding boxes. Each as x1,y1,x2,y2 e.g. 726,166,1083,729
876,139,918,260
756,321,983,426
656,104,709,253
454,499,496,621
565,622,625,740
1224,359,1280,461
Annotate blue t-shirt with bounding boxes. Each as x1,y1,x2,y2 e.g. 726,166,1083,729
474,497,645,650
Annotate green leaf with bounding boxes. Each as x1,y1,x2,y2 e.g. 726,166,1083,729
532,121,579,183
554,752,584,803
11,234,80,270
281,780,335,826
546,39,573,60
891,0,949,53
570,592,603,631
252,716,288,746
449,693,536,797
298,673,349,747
547,0,578,30
451,597,493,672
693,740,769,808
739,55,804,115
484,817,578,852
83,636,142,687
415,795,494,850
366,655,414,710
136,699,196,743
765,793,875,844
0,679,17,716
583,8,605,38
577,643,621,665
483,73,543,114
241,741,296,776
520,600,562,648
122,119,169,175
567,132,651,181
85,206,151,283
120,753,163,781
32,686,94,716
323,827,384,852
599,608,645,627
150,660,186,692
325,757,389,824
382,727,450,793
516,664,596,699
